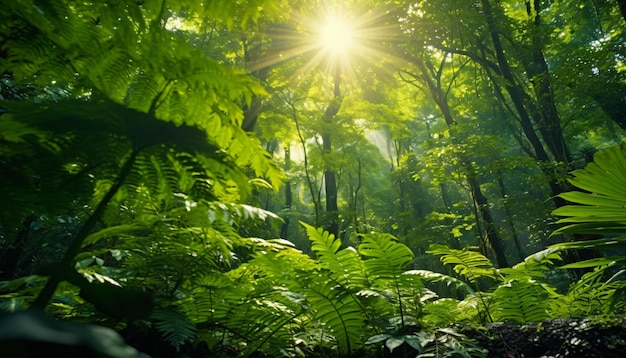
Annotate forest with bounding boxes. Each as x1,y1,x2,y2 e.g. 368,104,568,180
1,0,626,357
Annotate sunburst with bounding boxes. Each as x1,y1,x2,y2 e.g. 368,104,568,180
249,3,397,84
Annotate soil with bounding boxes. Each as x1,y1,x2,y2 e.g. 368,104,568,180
461,316,626,357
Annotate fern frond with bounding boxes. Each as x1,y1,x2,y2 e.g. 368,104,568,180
558,265,626,316
421,298,471,326
151,308,197,350
404,270,474,295
358,233,414,283
427,244,499,283
305,278,367,356
303,223,367,288
499,248,562,282
491,279,551,323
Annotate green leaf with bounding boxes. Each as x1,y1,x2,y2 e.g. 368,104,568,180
491,279,551,323
151,308,196,350
561,257,625,269
404,334,424,351
427,244,498,283
404,270,474,294
359,232,414,282
552,143,626,241
386,336,406,352
302,222,367,288
365,333,392,345
305,278,365,356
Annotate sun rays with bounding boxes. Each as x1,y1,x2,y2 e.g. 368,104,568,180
249,3,398,85
316,14,357,62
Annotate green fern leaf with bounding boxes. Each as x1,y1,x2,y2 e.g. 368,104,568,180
358,232,414,282
427,244,499,283
499,248,562,281
151,308,197,350
305,278,366,356
404,270,474,295
303,222,367,288
491,279,551,323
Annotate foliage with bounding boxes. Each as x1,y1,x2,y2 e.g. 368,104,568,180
2,0,626,356
426,244,500,284
551,142,626,266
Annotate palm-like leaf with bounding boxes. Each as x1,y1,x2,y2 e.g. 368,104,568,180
553,143,626,230
551,143,626,266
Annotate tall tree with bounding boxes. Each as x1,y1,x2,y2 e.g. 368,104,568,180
399,52,509,267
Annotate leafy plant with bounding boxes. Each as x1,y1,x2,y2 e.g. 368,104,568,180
551,142,626,267
422,245,568,324
426,244,500,284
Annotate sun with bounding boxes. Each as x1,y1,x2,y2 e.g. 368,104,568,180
316,15,358,61
247,4,397,83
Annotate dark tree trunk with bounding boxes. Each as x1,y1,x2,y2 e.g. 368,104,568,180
480,0,568,209
468,176,508,268
403,51,506,258
480,0,550,163
498,176,525,261
524,0,571,164
618,0,626,22
322,70,342,239
242,33,273,132
280,147,292,238
591,79,626,131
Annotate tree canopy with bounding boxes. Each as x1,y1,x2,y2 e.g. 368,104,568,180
1,0,626,357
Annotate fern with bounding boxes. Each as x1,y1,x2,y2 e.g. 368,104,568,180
0,99,259,307
303,222,367,289
421,298,474,326
499,248,562,281
553,265,626,317
358,233,414,282
491,279,552,323
404,270,475,295
427,244,499,284
304,277,366,356
3,0,284,190
151,308,197,351
358,232,419,332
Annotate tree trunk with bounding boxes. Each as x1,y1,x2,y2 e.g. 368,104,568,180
408,53,507,259
480,0,550,163
291,98,321,226
241,32,274,132
280,146,292,238
618,0,626,22
498,176,525,261
468,175,508,268
524,0,571,164
322,70,342,238
480,0,568,208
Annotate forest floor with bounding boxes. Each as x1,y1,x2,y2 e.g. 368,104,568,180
461,315,626,357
